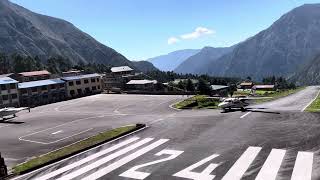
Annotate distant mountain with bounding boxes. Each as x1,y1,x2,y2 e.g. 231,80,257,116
0,0,132,67
191,4,320,81
174,46,233,74
132,61,158,73
147,49,200,71
290,53,320,85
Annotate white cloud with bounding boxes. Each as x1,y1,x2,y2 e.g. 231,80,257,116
167,37,179,45
180,27,215,40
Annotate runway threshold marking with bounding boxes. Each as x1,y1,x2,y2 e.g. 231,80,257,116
56,138,155,180
36,137,140,180
51,130,63,135
82,139,169,180
291,152,313,180
240,112,251,119
255,149,286,180
222,147,261,180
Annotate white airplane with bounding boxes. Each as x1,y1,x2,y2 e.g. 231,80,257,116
218,96,271,111
0,107,29,120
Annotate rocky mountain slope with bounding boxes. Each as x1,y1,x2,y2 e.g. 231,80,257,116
147,49,200,71
189,4,320,81
0,0,131,67
174,46,233,74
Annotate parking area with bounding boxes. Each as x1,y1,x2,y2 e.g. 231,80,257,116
0,94,185,168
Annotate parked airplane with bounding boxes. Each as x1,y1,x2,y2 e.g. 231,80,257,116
218,96,271,111
0,107,29,120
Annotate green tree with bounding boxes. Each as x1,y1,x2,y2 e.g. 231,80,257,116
198,79,211,95
186,79,195,92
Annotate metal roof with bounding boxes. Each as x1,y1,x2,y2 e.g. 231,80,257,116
18,79,65,89
127,80,157,85
210,85,229,90
0,77,18,85
61,73,101,81
19,70,51,77
253,85,275,89
111,66,133,73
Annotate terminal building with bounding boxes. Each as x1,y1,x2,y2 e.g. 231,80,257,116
0,77,19,108
104,66,135,90
18,79,66,107
61,73,102,98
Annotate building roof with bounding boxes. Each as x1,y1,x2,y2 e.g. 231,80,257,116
210,85,229,91
19,70,51,77
111,66,133,73
61,73,101,81
0,73,14,78
18,79,65,89
173,79,199,84
240,82,254,86
0,77,18,85
126,79,157,85
253,85,275,89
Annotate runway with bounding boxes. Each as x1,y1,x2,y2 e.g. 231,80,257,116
8,86,320,179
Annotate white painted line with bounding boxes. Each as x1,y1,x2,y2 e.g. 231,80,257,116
255,149,286,180
51,130,63,135
240,112,251,119
301,88,320,112
19,128,93,144
57,138,155,180
0,124,12,128
291,152,313,180
12,126,148,180
82,139,169,180
222,146,262,180
36,137,140,180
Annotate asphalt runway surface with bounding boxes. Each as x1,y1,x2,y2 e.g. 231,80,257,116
9,86,320,180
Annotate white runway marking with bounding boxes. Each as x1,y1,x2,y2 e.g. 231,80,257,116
255,149,286,180
291,152,313,180
51,130,63,135
82,139,169,180
240,112,251,119
36,137,140,180
57,138,155,180
301,88,320,112
222,146,262,180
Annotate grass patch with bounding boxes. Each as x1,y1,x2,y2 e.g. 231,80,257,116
306,92,320,112
13,125,138,175
254,87,305,103
173,95,219,109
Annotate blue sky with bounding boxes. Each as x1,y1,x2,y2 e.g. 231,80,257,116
10,0,320,60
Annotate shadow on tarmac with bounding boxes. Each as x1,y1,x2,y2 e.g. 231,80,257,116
221,108,281,115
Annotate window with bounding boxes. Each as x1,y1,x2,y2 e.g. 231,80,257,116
21,89,28,94
85,87,90,93
91,78,96,83
70,90,75,95
69,81,74,86
77,89,82,94
41,86,48,91
60,84,65,88
11,94,17,99
50,85,56,89
92,86,97,91
10,84,16,89
1,85,7,91
84,79,89,84
97,78,100,82
2,95,8,101
98,85,100,89
32,87,37,92
76,80,81,85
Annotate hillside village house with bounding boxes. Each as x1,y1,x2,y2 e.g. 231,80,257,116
17,70,51,82
239,82,254,90
62,73,102,98
0,77,19,108
104,66,135,90
18,79,66,107
252,85,276,91
210,85,229,96
126,79,157,91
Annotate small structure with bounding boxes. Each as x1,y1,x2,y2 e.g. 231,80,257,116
126,80,157,91
0,77,19,108
111,66,134,76
104,66,135,91
210,85,229,97
18,79,66,107
252,85,275,91
173,79,199,85
62,69,84,77
17,70,51,82
239,82,254,90
61,74,102,98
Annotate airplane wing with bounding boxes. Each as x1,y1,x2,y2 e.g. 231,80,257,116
4,107,28,112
